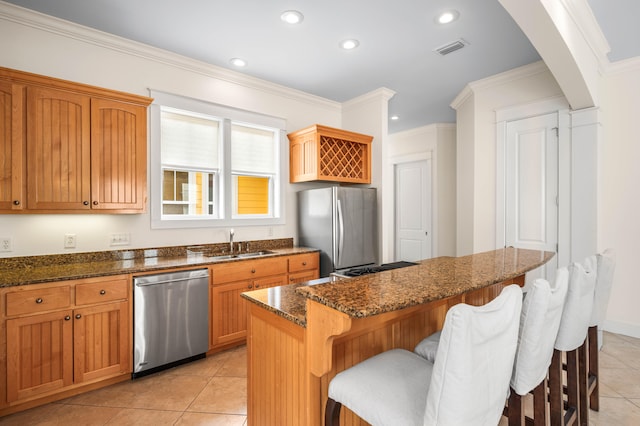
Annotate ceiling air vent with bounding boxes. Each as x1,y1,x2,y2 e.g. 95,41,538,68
435,39,467,56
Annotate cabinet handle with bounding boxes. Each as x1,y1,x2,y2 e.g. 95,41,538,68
64,315,71,321
75,314,82,319
100,289,106,295
13,200,20,206
302,262,307,266
83,201,89,206
251,268,256,274
93,201,99,206
35,298,43,304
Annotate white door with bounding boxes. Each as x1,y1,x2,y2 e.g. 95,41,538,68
395,160,432,262
505,113,558,282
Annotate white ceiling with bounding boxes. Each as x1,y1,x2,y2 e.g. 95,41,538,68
5,0,639,133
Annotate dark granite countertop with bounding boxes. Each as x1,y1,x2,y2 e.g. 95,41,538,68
241,247,554,327
0,238,318,288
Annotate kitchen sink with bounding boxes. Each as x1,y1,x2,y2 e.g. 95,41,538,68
208,250,275,260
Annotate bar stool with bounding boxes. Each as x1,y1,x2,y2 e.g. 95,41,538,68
507,269,568,425
549,257,597,426
586,249,616,411
325,285,522,426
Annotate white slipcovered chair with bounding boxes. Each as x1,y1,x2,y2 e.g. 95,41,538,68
506,269,568,425
325,284,523,426
549,257,597,426
586,249,616,411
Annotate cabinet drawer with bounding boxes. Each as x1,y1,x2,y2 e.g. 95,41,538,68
288,252,319,273
212,257,288,284
75,277,128,305
6,285,71,316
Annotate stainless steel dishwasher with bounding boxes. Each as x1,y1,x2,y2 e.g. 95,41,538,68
133,268,209,378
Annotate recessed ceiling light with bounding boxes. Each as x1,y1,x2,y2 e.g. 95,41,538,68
340,39,360,50
229,58,247,68
437,10,459,24
281,10,304,24
390,115,400,121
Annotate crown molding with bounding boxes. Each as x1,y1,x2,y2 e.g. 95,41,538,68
343,87,396,108
0,1,341,111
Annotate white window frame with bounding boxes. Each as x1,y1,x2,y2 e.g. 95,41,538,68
150,90,286,229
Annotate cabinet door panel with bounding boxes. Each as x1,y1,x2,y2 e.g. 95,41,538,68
288,270,319,284
0,80,25,211
6,310,73,402
211,281,253,346
27,86,91,210
253,274,288,290
73,301,129,383
91,99,146,211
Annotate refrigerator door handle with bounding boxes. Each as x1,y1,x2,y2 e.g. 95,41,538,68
337,198,345,266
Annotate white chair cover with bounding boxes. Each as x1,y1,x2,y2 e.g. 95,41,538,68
510,269,568,395
424,284,522,425
414,331,441,363
555,257,597,351
589,249,616,327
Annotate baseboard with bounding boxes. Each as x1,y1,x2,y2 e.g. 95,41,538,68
603,319,640,339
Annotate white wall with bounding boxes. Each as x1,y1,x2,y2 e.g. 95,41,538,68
451,62,564,255
598,61,640,337
0,4,347,257
387,123,456,258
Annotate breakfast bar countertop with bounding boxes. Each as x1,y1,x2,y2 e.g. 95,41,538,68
242,247,555,327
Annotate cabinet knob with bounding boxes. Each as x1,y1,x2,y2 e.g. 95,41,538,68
255,284,260,289
13,200,20,206
64,315,71,321
75,314,82,319
100,289,106,295
93,201,99,205
83,201,89,206
251,268,256,274
302,262,307,266
35,298,43,304
248,284,253,289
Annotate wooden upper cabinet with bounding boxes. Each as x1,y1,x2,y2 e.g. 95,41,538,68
27,86,92,210
0,80,25,211
287,124,373,184
91,99,147,211
0,66,152,214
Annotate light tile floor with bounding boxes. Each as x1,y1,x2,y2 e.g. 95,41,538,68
1,332,639,425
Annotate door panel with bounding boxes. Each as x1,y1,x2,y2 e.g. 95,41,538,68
505,113,558,281
395,160,432,262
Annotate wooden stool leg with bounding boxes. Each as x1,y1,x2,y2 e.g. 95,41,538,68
549,349,566,426
566,349,580,425
578,341,589,425
532,379,548,426
588,326,600,411
325,398,342,426
508,390,525,426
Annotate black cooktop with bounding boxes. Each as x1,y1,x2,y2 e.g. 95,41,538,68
341,261,418,277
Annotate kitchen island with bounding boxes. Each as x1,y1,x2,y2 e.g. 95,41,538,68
241,247,554,426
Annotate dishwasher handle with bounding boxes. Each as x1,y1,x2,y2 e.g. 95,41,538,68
135,272,209,287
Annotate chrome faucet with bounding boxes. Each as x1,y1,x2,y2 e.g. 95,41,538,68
229,228,235,254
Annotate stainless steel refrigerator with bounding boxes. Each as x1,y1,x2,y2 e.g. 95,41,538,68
297,187,377,277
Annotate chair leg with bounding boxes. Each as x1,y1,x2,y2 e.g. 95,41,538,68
532,379,548,426
325,398,342,426
549,349,566,425
578,341,589,425
587,326,600,411
566,348,580,425
507,390,525,426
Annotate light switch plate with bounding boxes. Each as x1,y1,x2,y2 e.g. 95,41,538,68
64,234,77,249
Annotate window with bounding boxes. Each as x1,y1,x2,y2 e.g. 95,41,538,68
150,91,285,229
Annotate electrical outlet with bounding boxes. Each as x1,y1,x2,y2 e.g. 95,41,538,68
0,237,12,252
109,233,131,246
268,227,273,237
64,234,77,249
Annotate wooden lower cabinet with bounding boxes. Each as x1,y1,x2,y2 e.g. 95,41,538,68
288,252,320,284
1,275,131,415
